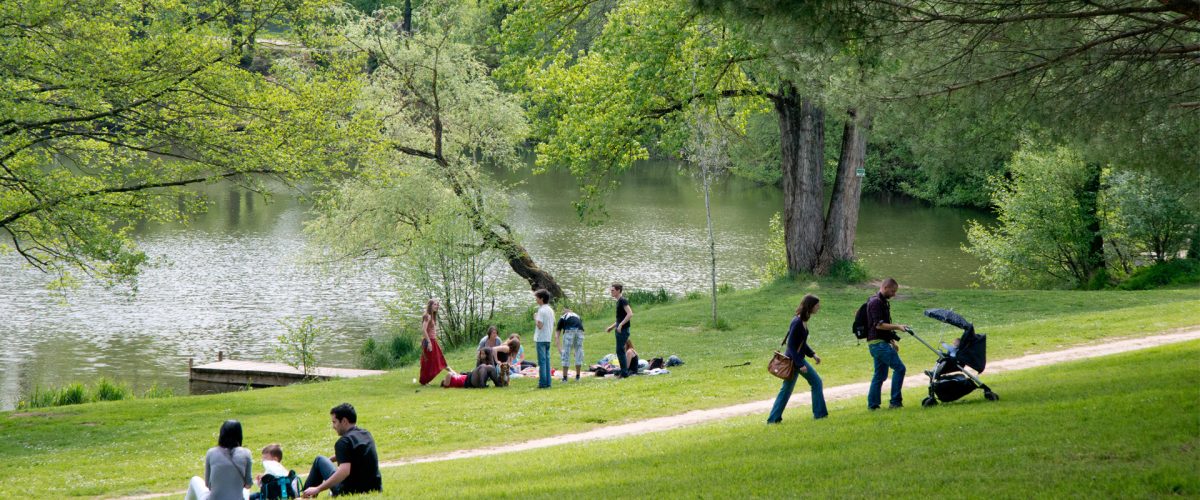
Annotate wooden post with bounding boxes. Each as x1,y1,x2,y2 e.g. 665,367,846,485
218,350,224,361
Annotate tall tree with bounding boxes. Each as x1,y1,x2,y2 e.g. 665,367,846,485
0,0,363,288
308,2,565,298
500,0,882,276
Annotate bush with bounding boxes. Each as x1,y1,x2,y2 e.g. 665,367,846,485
965,145,1102,288
827,259,870,284
18,379,169,410
275,315,328,377
625,288,672,306
754,213,788,283
1118,259,1200,290
92,378,129,402
142,384,174,399
55,383,88,406
1105,170,1197,264
358,330,421,370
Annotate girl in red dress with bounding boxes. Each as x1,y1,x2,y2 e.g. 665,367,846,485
418,299,449,385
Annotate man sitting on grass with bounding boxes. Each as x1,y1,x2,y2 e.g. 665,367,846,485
301,403,381,498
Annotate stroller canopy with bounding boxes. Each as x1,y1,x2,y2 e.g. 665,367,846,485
923,308,974,334
924,308,987,373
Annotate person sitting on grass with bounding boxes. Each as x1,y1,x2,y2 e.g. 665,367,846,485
507,333,536,373
301,403,381,498
249,444,297,500
625,339,640,375
477,325,501,352
185,420,253,500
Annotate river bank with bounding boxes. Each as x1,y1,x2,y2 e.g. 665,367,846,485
0,163,991,409
1,280,1197,496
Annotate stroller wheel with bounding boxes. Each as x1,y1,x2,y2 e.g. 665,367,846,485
984,391,999,402
921,396,938,408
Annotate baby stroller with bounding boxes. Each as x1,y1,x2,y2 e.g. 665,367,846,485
904,308,998,407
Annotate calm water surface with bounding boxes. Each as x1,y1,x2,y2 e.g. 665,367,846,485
0,163,989,408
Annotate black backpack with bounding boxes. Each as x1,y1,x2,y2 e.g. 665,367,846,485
851,302,870,339
260,471,300,500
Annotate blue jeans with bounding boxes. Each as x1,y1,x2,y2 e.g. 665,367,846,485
868,342,906,408
536,341,552,388
614,329,630,377
303,455,341,496
766,359,827,423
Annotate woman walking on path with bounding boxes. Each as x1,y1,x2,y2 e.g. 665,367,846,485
766,294,827,424
419,299,449,385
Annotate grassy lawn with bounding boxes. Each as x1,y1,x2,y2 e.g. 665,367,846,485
368,340,1200,498
1,281,1197,496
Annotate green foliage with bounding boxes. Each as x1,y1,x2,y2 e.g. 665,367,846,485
358,330,421,370
396,209,503,349
0,0,367,288
141,384,174,399
1104,170,1198,264
827,259,870,284
754,213,789,282
17,378,146,409
91,378,129,402
625,288,673,307
275,315,328,377
1118,260,1200,291
965,145,1100,288
54,383,88,407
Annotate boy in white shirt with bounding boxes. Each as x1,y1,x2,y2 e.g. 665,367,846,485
249,444,295,500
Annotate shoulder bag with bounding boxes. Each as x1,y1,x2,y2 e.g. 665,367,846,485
767,331,793,380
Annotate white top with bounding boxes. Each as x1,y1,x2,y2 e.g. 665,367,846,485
534,304,555,342
262,460,288,478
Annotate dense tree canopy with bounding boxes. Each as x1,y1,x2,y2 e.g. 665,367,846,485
0,0,366,288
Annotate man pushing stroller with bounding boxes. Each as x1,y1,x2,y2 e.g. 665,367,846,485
865,278,910,410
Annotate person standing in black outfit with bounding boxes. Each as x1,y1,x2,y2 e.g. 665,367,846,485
301,403,381,498
605,282,635,378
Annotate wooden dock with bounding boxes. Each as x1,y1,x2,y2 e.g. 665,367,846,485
189,355,386,394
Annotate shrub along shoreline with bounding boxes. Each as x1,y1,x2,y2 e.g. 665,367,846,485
1,280,1198,497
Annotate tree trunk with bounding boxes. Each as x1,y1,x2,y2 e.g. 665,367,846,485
1079,163,1106,287
485,226,566,300
402,0,413,33
817,108,872,275
775,83,826,275
1188,224,1200,259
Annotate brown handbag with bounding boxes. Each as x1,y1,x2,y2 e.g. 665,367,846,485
767,332,794,380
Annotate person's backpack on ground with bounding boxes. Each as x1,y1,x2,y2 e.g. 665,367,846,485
256,471,300,500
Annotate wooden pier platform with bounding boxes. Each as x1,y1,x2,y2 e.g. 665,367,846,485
189,356,386,394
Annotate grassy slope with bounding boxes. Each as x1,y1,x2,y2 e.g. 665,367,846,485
0,282,1197,496
370,341,1200,498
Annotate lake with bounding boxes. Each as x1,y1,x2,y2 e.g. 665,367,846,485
0,162,990,409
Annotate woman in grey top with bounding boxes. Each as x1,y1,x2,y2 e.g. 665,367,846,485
185,420,253,500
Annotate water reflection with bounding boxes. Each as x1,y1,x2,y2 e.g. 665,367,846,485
0,162,989,409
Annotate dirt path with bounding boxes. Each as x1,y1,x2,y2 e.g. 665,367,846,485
123,328,1200,499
